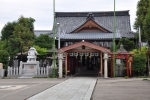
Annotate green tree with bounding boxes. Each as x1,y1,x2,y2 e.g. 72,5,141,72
13,16,35,52
34,45,48,59
5,36,21,66
117,38,135,51
34,34,54,49
132,50,147,76
134,0,150,41
143,6,150,43
1,21,17,40
0,40,6,50
0,50,9,69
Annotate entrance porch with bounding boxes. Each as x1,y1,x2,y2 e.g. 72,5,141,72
57,40,110,78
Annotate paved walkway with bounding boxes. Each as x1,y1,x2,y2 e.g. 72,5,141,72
0,78,66,100
27,77,97,100
92,77,150,100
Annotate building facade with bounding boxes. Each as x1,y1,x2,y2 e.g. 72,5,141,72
34,10,135,77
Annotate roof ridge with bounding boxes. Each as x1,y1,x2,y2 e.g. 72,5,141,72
56,10,130,17
56,10,129,13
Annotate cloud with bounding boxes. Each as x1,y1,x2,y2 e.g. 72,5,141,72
0,0,139,34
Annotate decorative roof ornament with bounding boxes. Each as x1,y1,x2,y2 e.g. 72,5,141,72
86,13,95,20
117,44,127,52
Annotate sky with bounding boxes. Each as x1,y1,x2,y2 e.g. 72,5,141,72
0,0,139,35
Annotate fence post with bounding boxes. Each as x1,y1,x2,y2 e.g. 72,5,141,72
7,66,10,76
16,67,18,75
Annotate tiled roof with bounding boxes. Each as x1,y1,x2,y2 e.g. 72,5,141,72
56,11,129,17
70,18,112,33
58,41,110,52
55,10,135,39
122,31,135,38
60,32,121,40
34,30,52,36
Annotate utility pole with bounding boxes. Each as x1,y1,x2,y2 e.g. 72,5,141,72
53,0,56,78
139,26,141,51
113,0,116,78
57,23,60,49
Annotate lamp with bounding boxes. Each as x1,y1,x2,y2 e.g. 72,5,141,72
74,52,78,58
69,52,73,56
79,52,84,61
95,52,99,56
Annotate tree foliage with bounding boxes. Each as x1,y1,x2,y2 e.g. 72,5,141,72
1,21,17,40
0,40,6,50
131,48,147,76
134,0,150,41
33,45,48,59
13,16,35,51
143,6,150,43
34,34,54,50
1,15,36,63
0,50,9,69
117,38,135,51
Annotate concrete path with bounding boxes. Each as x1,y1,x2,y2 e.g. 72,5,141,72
27,77,97,100
92,78,150,100
0,78,66,100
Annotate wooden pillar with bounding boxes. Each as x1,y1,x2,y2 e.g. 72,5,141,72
126,54,129,77
69,56,71,75
111,54,113,78
71,57,73,74
129,56,132,77
76,56,78,73
65,53,68,75
73,57,75,74
100,52,103,76
67,54,70,76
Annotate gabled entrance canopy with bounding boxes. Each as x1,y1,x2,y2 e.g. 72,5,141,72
58,41,110,53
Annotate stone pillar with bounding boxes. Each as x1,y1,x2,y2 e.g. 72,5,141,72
58,53,63,78
19,61,23,75
103,51,108,78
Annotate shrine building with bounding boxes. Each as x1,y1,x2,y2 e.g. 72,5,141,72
34,10,135,78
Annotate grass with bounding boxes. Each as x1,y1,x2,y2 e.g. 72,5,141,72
33,76,50,78
124,76,129,79
142,78,148,81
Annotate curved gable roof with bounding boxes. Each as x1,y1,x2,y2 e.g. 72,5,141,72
58,41,110,52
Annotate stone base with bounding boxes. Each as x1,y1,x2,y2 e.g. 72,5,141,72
0,69,4,77
20,61,39,77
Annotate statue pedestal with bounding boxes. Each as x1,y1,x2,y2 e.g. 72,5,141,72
19,61,39,77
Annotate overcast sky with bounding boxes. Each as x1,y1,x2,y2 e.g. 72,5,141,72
0,0,139,34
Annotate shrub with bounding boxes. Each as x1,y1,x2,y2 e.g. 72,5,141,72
132,51,147,76
0,50,9,69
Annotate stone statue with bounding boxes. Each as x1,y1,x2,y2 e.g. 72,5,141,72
27,47,38,62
